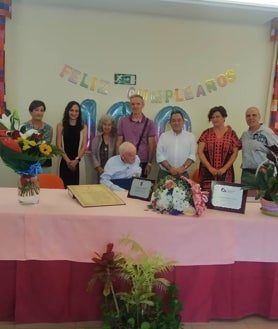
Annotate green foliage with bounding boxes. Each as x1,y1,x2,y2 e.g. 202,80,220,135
242,145,278,205
88,237,183,329
243,162,278,204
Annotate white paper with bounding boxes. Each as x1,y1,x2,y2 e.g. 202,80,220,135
211,183,243,210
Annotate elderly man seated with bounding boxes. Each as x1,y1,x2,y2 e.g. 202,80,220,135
100,141,142,191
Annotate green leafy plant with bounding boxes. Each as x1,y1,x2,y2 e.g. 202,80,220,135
243,145,278,204
88,236,183,329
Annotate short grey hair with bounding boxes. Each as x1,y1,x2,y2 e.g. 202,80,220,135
119,141,136,155
246,106,261,116
129,94,144,102
97,114,117,134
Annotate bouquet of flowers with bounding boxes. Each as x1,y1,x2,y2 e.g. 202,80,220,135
151,175,207,216
0,109,63,201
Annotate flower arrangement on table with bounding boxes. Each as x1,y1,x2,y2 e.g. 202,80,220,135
0,109,63,201
150,175,207,216
88,236,183,329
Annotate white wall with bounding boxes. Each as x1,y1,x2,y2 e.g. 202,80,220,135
1,0,276,186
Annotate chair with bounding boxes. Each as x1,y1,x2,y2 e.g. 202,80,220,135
38,173,65,189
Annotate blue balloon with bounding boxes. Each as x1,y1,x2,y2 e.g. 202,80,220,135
106,101,131,124
80,99,97,153
154,106,192,137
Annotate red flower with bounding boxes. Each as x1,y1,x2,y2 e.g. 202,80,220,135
1,137,22,153
106,243,114,253
32,133,43,142
11,130,21,139
164,179,175,189
91,243,115,265
0,129,7,137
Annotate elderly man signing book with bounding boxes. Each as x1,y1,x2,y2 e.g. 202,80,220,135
100,141,142,191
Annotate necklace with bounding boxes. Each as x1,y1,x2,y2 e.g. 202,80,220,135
31,120,43,130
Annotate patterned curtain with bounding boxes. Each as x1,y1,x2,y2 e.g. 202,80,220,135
0,0,11,115
269,18,278,135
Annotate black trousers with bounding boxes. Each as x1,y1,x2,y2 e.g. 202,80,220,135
140,162,148,178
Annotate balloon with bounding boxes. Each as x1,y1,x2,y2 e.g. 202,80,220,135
154,106,192,139
225,69,236,82
174,88,184,102
184,86,194,100
59,64,73,78
80,99,97,154
80,73,89,88
150,91,163,103
97,80,109,95
106,101,131,124
89,77,97,91
216,74,228,87
165,90,173,103
205,79,217,93
68,69,81,84
127,87,136,99
196,84,206,97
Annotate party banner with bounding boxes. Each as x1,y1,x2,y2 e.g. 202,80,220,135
59,64,236,104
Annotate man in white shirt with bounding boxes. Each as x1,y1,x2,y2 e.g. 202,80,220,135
156,110,196,180
100,141,142,191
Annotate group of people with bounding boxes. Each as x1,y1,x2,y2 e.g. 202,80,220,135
23,95,278,192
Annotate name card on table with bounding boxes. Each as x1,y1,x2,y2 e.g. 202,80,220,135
207,181,248,214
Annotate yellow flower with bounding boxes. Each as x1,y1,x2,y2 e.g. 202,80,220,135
22,139,35,150
39,143,52,156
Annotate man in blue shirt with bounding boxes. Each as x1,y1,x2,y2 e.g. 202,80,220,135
100,141,142,191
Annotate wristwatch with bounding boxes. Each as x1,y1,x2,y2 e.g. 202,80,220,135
75,156,81,162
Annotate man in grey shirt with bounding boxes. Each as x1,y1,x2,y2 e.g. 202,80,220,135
240,106,278,184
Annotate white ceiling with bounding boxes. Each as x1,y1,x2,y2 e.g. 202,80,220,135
20,0,278,25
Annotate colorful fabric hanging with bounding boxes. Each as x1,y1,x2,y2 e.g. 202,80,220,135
270,18,278,135
0,0,11,115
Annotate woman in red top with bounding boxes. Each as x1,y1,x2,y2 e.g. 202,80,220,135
197,106,241,192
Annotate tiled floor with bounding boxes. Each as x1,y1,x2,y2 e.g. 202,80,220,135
0,316,277,329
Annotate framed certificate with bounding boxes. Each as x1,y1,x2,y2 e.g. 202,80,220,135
68,184,125,207
207,181,248,214
127,177,155,201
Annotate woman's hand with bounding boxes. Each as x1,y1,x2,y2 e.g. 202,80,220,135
97,166,104,175
67,160,77,171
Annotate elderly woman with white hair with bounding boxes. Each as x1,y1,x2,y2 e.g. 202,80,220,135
91,114,117,180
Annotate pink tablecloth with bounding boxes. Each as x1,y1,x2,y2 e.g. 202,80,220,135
0,188,278,323
0,188,278,265
1,261,278,323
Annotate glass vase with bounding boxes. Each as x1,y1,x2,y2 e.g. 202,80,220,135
17,174,40,205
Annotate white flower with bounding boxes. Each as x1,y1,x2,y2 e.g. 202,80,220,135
20,127,38,139
152,176,193,215
0,113,12,130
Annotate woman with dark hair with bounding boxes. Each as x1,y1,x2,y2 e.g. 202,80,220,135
56,101,87,187
23,100,53,172
197,105,241,192
91,114,117,180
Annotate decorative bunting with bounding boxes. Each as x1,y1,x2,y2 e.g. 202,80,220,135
60,64,236,104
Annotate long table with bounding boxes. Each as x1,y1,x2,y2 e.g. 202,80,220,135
0,187,278,323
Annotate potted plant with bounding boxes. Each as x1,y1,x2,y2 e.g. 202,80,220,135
88,236,183,329
243,144,278,216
